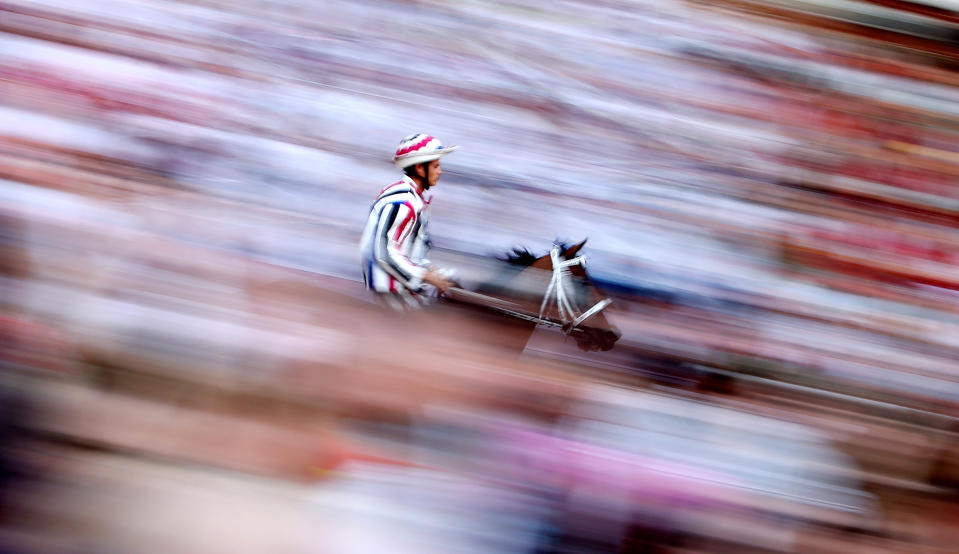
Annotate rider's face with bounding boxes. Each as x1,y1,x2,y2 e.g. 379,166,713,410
426,160,442,188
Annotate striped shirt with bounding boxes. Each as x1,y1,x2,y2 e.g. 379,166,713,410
360,176,432,303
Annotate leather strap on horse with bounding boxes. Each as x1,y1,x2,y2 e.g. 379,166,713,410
540,245,612,334
444,288,580,332
444,245,612,334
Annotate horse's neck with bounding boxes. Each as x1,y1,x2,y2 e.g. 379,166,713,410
434,297,538,355
481,264,527,298
423,257,555,354
479,264,552,308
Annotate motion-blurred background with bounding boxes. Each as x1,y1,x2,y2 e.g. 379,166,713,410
3,0,959,552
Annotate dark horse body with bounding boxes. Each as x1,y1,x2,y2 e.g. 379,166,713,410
432,239,621,354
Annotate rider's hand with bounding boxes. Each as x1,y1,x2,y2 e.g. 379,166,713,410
423,267,455,294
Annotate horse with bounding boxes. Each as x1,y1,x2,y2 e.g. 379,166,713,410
434,238,621,355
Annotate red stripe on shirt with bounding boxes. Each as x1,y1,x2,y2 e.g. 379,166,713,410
393,202,415,241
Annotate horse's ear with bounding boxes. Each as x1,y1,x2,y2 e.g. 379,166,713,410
563,238,588,258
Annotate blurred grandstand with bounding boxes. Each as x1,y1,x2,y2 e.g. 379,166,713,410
2,0,959,552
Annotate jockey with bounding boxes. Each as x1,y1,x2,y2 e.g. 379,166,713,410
360,133,458,309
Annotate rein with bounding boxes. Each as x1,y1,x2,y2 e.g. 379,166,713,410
445,245,611,334
444,288,575,331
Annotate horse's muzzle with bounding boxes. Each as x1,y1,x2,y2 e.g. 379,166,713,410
576,327,621,352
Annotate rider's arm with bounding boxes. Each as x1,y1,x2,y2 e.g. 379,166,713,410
422,267,454,293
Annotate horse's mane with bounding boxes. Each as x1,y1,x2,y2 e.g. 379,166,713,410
499,241,573,267
500,247,538,267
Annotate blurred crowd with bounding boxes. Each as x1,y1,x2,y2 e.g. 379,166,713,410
3,0,959,552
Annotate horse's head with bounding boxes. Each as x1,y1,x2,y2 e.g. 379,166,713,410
523,239,621,352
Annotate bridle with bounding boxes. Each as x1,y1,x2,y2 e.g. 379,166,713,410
539,245,613,335
444,245,612,334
